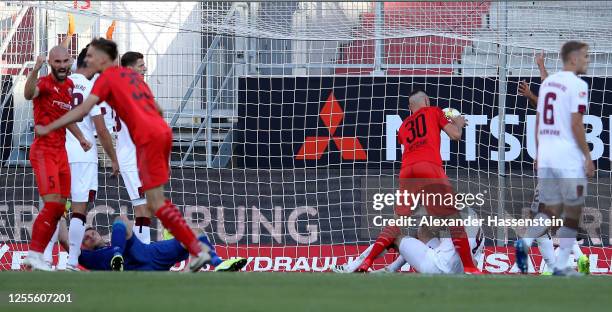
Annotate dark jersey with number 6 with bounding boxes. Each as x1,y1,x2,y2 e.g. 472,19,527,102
397,106,449,168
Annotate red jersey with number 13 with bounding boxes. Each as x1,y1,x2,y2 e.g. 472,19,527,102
397,106,449,168
90,66,170,146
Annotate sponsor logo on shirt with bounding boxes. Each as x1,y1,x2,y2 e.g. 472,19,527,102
52,100,72,111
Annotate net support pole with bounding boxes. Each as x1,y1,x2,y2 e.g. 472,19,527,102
205,57,213,168
36,5,48,76
496,0,509,246
372,1,384,75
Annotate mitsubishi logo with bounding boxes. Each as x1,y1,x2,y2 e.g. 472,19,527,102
296,92,367,160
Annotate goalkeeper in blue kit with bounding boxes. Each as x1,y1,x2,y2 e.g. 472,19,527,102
57,216,246,272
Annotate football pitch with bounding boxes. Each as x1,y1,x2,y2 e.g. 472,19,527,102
1,272,611,312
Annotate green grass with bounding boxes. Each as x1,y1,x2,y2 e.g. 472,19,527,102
1,272,611,312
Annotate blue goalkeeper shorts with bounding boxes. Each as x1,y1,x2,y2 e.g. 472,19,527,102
124,235,219,271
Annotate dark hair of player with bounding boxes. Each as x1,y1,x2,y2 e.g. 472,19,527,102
89,37,118,61
121,51,144,67
560,41,588,63
76,44,90,69
85,226,95,232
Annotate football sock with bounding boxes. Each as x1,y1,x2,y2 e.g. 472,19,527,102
386,255,407,272
67,212,87,267
450,225,478,270
133,217,151,244
43,225,59,265
554,226,577,271
30,201,65,253
343,244,373,272
536,234,555,271
572,241,584,257
522,213,551,247
155,199,201,256
361,226,400,267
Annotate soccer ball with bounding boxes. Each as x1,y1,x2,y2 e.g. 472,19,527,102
442,107,461,120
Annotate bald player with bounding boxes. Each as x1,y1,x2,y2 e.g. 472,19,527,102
36,39,212,272
23,46,92,271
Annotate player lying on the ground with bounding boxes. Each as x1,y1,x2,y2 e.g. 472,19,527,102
355,89,480,274
333,209,484,274
517,51,590,275
54,216,246,272
36,38,212,272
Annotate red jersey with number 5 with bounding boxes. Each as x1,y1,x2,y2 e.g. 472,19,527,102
90,66,169,146
33,74,74,149
397,106,449,168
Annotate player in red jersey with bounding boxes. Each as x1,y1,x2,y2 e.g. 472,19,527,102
23,46,92,271
356,89,481,274
36,38,212,272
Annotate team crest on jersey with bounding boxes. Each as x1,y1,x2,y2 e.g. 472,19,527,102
579,91,587,98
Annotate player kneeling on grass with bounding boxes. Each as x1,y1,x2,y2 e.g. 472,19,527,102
56,216,246,272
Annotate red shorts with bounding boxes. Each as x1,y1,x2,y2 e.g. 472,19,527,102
30,144,71,198
136,129,172,191
396,161,455,217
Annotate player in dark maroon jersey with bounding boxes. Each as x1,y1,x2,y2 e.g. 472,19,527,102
36,38,212,272
23,46,92,271
356,90,481,274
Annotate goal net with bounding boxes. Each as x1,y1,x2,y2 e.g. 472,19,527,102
1,1,612,273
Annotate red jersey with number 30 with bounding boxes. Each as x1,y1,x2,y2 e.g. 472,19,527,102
33,74,74,149
91,66,170,146
397,106,449,168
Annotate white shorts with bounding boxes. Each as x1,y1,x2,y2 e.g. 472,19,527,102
538,168,587,206
398,237,461,274
69,162,98,202
121,169,146,206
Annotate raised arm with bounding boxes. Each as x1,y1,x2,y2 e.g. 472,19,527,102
518,51,550,108
59,13,75,49
443,115,466,141
24,56,46,100
518,81,538,108
106,20,116,40
35,94,99,136
535,51,549,81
